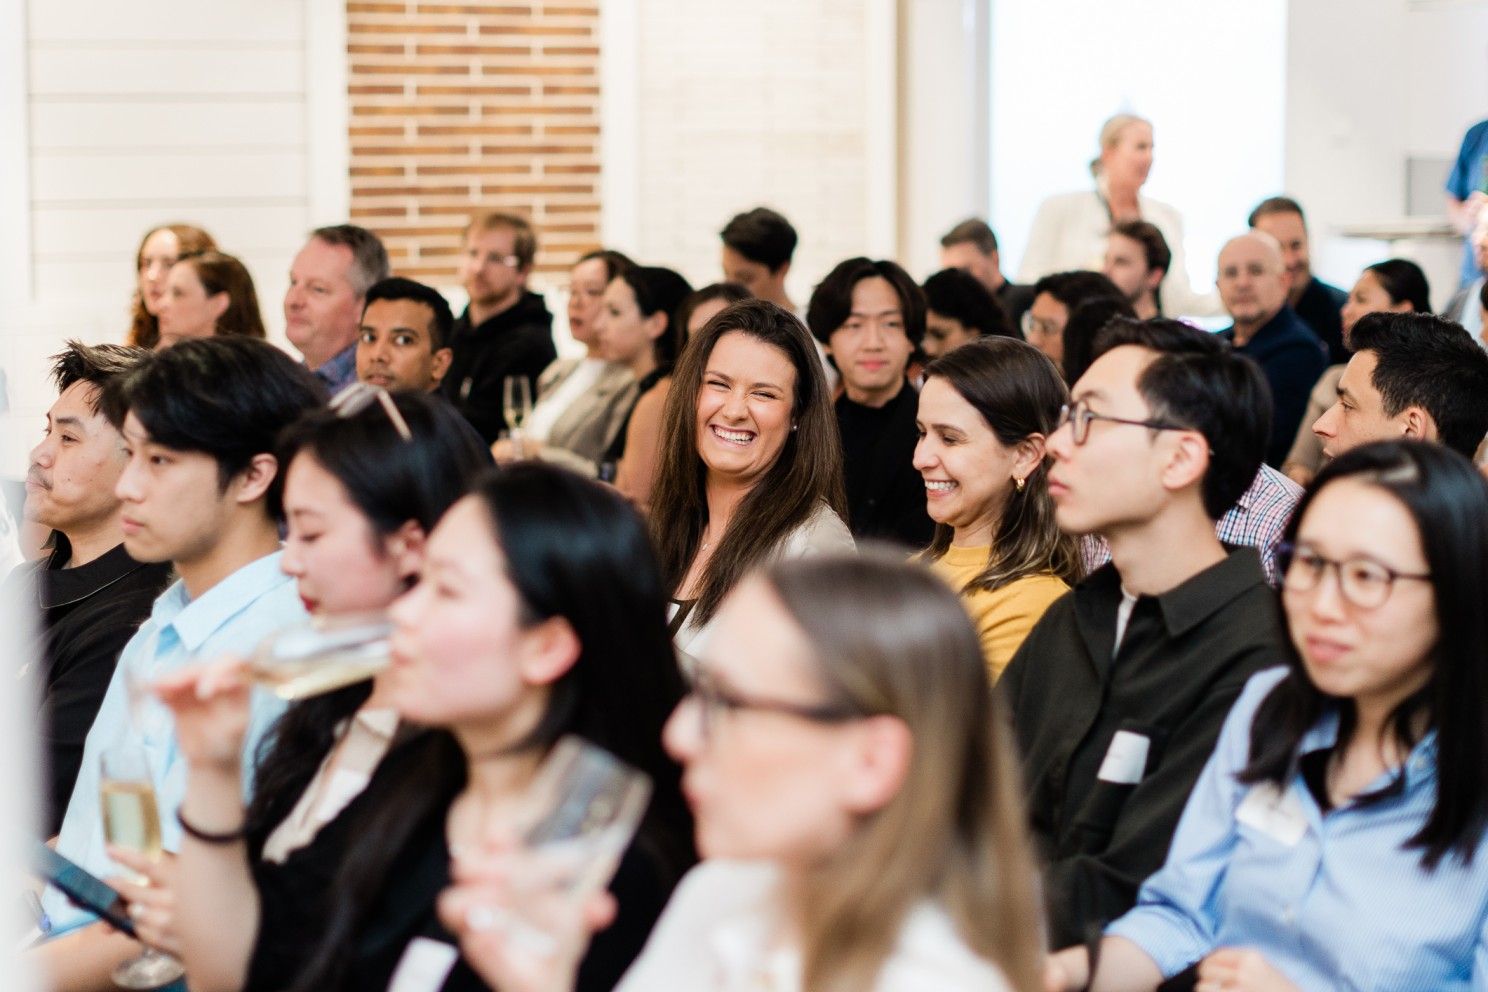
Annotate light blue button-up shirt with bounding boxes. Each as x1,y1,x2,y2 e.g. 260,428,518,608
1108,667,1488,991
41,551,304,935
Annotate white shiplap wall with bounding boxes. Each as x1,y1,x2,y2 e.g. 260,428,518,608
1,0,348,478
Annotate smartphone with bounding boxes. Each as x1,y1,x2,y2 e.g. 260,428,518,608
30,841,136,937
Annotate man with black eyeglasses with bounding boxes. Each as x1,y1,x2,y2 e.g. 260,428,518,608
998,319,1292,953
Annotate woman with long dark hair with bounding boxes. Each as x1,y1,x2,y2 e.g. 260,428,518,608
914,339,1082,677
1049,440,1488,991
649,298,853,665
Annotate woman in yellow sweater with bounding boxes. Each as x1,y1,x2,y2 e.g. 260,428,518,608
914,338,1082,677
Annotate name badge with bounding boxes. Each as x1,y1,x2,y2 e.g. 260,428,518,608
1096,730,1150,785
1235,782,1309,847
387,937,459,992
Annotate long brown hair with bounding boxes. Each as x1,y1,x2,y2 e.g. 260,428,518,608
650,299,844,625
174,250,267,340
763,553,1044,992
128,223,216,348
921,339,1083,590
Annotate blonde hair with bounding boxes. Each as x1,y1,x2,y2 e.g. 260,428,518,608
1089,113,1152,178
760,552,1044,992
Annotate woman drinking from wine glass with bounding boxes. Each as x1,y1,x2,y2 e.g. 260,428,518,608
441,552,1046,992
648,299,853,665
914,338,1082,678
1047,441,1488,992
115,388,490,989
154,464,693,991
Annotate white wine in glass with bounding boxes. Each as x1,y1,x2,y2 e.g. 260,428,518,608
503,375,533,435
247,612,392,701
98,745,185,989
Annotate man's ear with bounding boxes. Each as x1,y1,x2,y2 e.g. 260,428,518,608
429,348,454,390
231,453,279,506
1400,406,1438,443
1159,431,1210,496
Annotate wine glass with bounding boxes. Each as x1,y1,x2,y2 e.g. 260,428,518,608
246,611,392,701
503,376,534,456
99,745,185,989
463,736,652,954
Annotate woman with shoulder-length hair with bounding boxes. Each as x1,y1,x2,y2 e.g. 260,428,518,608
649,298,853,663
156,250,267,347
1050,440,1488,992
1019,114,1217,317
443,551,1046,992
129,223,217,348
915,338,1082,678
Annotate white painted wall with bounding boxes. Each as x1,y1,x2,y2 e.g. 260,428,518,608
0,0,348,479
988,0,1287,296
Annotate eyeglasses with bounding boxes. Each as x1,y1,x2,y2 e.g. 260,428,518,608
329,383,413,442
1279,543,1431,610
1056,400,1193,446
1021,311,1060,339
685,668,862,743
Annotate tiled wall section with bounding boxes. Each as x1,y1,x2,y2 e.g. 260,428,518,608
345,1,602,283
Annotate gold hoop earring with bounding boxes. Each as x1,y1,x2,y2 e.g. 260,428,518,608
1014,475,1026,493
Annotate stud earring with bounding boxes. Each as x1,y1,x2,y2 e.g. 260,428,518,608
791,423,798,432
1014,475,1026,493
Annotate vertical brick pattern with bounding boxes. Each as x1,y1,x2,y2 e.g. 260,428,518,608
346,1,601,284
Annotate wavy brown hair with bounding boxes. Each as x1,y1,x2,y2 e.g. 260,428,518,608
128,223,216,348
763,552,1044,992
175,250,267,340
650,299,844,626
921,338,1083,590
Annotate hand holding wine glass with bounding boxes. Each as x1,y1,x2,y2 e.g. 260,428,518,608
153,658,254,775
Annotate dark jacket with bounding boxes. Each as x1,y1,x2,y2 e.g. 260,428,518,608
997,548,1288,948
835,382,934,549
4,535,172,834
440,291,556,444
1293,276,1349,365
1220,307,1328,467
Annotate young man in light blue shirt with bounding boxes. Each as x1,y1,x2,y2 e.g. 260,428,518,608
32,337,322,989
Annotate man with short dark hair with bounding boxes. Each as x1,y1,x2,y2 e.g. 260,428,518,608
1313,310,1488,460
33,338,320,984
939,217,1034,327
1000,318,1289,951
807,257,934,547
1025,270,1124,373
356,276,455,393
441,211,556,443
1216,231,1328,467
1248,196,1348,363
1103,220,1170,319
6,342,172,834
720,206,798,312
920,267,1013,360
285,224,391,393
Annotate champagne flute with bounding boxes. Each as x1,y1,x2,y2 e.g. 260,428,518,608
99,745,185,989
503,376,534,457
463,736,652,954
246,611,392,701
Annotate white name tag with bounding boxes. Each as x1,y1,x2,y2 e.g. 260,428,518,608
1235,782,1309,847
387,936,459,992
1096,730,1150,785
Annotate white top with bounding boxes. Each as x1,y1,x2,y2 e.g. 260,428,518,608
524,356,608,443
1017,189,1221,318
618,860,1012,992
672,502,854,667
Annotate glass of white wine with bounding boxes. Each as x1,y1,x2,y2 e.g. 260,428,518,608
99,744,185,989
502,375,533,458
247,611,392,701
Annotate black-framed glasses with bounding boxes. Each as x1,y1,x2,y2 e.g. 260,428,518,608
685,668,862,743
1278,542,1432,610
1056,400,1193,446
329,383,413,442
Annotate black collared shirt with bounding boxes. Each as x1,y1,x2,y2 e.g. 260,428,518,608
998,547,1288,947
4,535,173,833
835,381,934,549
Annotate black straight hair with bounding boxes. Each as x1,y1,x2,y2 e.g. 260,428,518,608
720,207,798,271
806,256,927,347
922,268,1013,339
292,463,694,992
362,277,455,351
1240,440,1488,869
1030,269,1124,314
674,283,750,341
577,247,636,282
99,336,325,521
1060,296,1136,385
49,340,150,412
1348,311,1488,459
1092,318,1270,519
1363,258,1430,314
617,266,694,368
247,391,493,844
